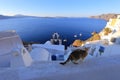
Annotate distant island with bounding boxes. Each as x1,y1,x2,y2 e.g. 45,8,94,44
0,15,12,19
0,13,120,21
0,14,38,20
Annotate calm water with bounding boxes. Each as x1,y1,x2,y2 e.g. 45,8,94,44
0,17,107,46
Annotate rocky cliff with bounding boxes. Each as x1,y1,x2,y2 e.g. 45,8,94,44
90,14,120,21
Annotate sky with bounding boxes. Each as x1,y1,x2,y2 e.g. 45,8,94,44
0,0,120,17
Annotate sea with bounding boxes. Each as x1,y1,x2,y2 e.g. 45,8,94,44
0,17,107,46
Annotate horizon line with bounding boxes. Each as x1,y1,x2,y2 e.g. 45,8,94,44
0,13,120,18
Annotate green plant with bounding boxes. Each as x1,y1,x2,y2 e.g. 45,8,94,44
104,28,112,35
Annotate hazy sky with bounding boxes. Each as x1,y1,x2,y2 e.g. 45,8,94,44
0,0,120,17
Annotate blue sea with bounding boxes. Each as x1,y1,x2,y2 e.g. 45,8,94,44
0,17,107,46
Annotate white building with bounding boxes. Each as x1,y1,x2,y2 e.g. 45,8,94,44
100,15,120,43
0,30,33,67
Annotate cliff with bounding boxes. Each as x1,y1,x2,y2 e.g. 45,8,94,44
90,14,120,21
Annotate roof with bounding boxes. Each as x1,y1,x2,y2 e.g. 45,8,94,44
0,30,17,39
72,39,83,47
32,44,64,51
0,30,23,55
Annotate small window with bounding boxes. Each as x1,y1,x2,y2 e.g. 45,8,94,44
110,37,116,43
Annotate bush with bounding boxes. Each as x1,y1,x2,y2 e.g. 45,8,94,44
104,28,112,35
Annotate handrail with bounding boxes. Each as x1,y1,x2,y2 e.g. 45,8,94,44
0,35,20,40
